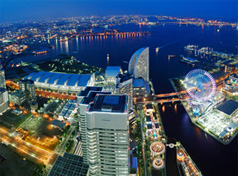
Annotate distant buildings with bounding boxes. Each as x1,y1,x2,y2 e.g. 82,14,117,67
86,94,129,176
224,73,238,93
24,71,95,94
128,47,149,82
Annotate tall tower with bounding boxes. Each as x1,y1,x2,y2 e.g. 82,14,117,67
86,94,129,176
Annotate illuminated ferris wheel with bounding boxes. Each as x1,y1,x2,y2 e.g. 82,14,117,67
184,69,216,101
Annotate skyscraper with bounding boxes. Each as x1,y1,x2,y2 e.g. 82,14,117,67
0,65,8,114
128,47,149,82
86,94,129,176
0,65,6,89
79,90,111,163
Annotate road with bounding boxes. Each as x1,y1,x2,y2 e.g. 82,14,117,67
0,127,53,165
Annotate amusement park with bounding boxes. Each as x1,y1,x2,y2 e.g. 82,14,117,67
181,69,238,144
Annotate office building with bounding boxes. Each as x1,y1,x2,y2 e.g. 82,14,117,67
86,94,129,176
79,91,111,163
8,90,26,106
117,78,133,110
0,66,6,89
128,47,149,82
19,79,35,100
0,88,8,114
0,66,8,114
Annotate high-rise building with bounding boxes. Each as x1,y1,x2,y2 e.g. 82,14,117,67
86,94,129,176
0,66,6,89
77,86,103,106
76,86,103,157
128,47,149,82
19,79,35,100
0,66,8,114
0,89,8,114
117,78,133,110
79,91,111,163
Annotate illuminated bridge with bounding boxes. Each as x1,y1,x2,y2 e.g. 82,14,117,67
154,90,187,98
134,90,188,104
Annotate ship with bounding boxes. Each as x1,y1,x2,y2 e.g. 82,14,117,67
155,47,160,52
184,45,198,51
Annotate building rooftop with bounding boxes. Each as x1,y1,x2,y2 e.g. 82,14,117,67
89,94,127,113
216,99,238,116
78,86,103,97
211,71,229,80
25,71,92,87
81,91,111,105
155,122,159,128
184,57,198,62
48,153,88,176
146,116,151,122
133,78,151,94
50,119,66,129
105,66,121,77
147,123,153,129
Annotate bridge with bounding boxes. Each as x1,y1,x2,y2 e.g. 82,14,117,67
135,90,188,104
154,90,187,98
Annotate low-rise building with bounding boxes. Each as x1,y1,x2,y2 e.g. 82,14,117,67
133,78,151,96
25,71,95,94
8,90,26,106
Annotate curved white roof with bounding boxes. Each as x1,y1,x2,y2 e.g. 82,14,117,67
25,71,93,91
128,47,149,81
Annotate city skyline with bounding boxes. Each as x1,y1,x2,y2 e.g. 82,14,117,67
0,1,237,176
0,0,237,23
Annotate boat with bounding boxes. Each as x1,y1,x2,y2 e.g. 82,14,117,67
184,45,198,51
155,47,160,52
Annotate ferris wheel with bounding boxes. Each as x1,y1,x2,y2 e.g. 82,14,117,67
184,69,216,101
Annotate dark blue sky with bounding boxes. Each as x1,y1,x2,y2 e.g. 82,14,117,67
0,0,237,23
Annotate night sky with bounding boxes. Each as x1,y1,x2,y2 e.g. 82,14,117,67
0,0,237,23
